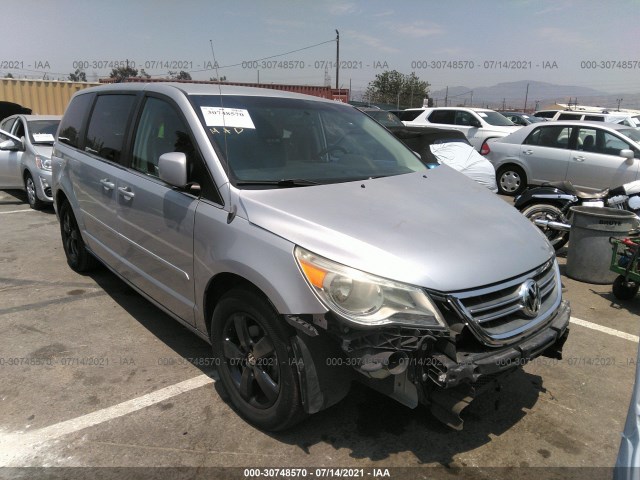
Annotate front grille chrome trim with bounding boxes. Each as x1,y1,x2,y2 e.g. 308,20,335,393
440,260,562,347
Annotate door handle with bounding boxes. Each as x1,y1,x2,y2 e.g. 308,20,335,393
522,150,533,155
118,186,135,200
573,156,586,162
99,179,115,190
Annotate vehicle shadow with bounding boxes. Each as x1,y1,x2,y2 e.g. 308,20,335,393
0,189,56,214
591,288,640,317
269,369,542,466
0,189,28,205
86,265,544,466
87,267,215,373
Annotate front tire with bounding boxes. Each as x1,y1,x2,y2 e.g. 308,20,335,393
497,165,527,195
211,288,306,431
25,173,44,210
520,202,569,250
613,275,639,300
59,200,98,272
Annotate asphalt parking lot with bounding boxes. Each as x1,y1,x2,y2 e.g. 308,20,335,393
0,189,638,480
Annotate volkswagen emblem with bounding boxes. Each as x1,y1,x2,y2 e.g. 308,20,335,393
519,279,541,318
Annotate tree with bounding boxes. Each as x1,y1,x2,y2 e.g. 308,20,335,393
4,73,14,79
363,70,430,109
109,65,139,82
68,69,87,82
168,70,192,80
210,75,227,82
139,69,151,79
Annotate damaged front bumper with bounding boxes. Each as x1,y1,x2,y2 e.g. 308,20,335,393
289,299,570,430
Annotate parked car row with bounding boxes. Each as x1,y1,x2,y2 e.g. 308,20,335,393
358,107,497,192
400,107,521,151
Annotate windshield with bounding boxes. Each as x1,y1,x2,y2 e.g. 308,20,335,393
28,120,59,144
480,111,516,126
191,95,426,187
619,128,640,143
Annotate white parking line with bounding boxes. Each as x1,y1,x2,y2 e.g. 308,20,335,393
0,209,35,215
570,316,639,343
0,374,214,465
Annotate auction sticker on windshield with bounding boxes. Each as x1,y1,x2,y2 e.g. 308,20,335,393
200,107,256,129
32,133,55,142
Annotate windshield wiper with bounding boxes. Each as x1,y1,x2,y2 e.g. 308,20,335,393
236,179,321,188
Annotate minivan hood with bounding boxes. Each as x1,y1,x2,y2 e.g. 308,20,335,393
237,167,553,292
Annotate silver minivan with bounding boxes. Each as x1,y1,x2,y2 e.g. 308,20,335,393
51,83,570,431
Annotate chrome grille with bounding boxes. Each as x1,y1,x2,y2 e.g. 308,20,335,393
445,260,561,346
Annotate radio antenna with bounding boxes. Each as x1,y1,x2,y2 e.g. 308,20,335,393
209,40,236,223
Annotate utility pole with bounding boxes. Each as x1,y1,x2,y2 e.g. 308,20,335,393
444,86,448,107
502,98,506,110
524,83,529,112
617,98,623,111
470,91,473,107
335,30,339,90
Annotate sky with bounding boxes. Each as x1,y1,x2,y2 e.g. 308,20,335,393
2,0,640,101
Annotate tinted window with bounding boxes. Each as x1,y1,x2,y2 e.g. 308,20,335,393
584,115,604,121
58,94,93,149
455,111,476,126
575,127,598,152
398,109,424,121
525,126,572,148
533,111,557,119
557,113,582,120
13,119,25,139
131,96,218,201
85,94,137,163
428,110,455,124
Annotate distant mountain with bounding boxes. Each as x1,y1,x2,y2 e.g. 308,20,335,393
428,81,629,109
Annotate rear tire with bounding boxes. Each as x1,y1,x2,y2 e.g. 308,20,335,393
613,275,639,300
25,173,44,210
211,288,306,431
59,200,98,272
497,165,527,196
520,202,569,251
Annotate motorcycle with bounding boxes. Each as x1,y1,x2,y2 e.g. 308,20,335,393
514,180,640,250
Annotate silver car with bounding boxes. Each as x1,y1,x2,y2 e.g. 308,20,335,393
0,114,61,208
52,83,569,431
485,120,640,195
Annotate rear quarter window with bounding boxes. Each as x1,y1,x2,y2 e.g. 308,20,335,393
58,94,93,149
398,110,424,121
428,110,455,124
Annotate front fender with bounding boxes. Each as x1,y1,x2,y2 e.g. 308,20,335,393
514,187,576,210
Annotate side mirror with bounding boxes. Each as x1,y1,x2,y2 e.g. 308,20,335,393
621,149,635,165
470,119,482,128
158,152,188,187
0,139,22,151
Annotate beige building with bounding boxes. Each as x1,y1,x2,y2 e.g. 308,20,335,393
0,78,99,116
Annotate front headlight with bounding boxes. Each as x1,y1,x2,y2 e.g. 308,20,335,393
35,156,52,171
294,246,446,328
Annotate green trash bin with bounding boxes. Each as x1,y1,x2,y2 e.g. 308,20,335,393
566,206,639,284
